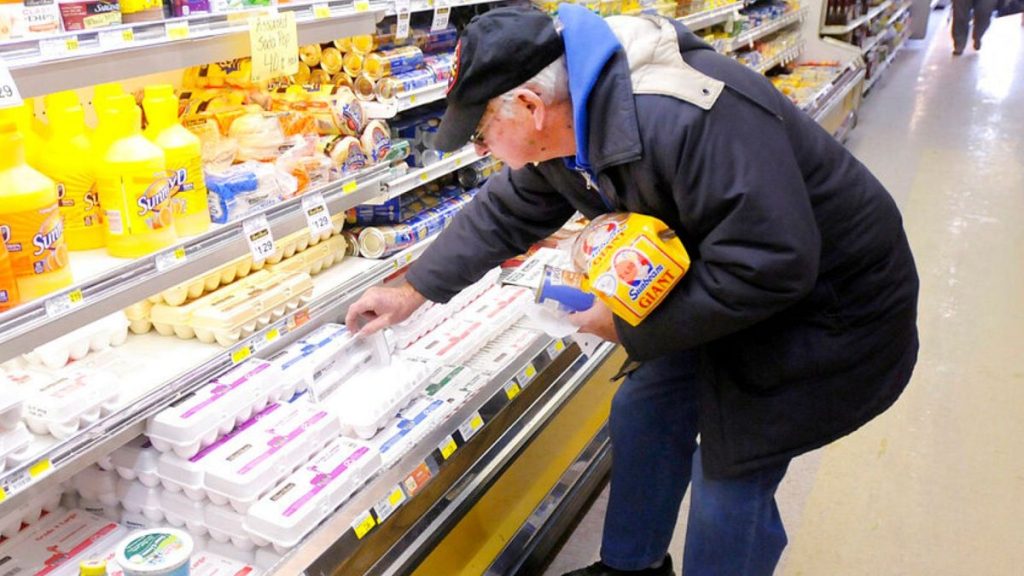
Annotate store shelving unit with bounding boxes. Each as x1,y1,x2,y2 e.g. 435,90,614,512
751,40,806,73
679,1,745,30
820,0,893,35
376,145,486,201
723,6,808,53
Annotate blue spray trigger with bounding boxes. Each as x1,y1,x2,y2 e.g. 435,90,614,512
536,265,595,312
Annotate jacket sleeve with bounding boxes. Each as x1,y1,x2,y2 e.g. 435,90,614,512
614,94,821,361
405,163,577,303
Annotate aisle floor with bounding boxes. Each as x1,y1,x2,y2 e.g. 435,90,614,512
544,8,1024,576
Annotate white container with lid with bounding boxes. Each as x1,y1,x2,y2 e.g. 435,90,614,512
22,367,120,438
326,359,432,439
111,436,162,487
244,437,380,553
465,326,541,376
203,403,340,513
115,528,194,576
146,359,278,458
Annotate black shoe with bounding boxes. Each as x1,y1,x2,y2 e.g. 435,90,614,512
952,46,964,55
561,555,675,576
973,38,982,50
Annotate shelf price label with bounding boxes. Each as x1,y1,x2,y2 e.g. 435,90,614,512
231,343,255,365
155,246,187,271
243,215,276,263
301,193,332,239
503,380,521,401
264,327,281,344
517,362,538,387
430,0,450,32
45,288,84,318
98,27,135,49
352,510,377,539
438,435,458,460
165,21,190,41
39,36,79,57
457,412,484,442
342,179,359,195
403,462,432,496
312,3,331,18
391,252,414,271
395,0,411,39
354,0,371,11
373,485,408,523
0,59,23,109
249,11,299,83
547,338,566,358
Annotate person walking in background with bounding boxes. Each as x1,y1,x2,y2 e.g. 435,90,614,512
952,0,998,54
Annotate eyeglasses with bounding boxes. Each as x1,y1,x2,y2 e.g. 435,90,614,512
469,105,497,147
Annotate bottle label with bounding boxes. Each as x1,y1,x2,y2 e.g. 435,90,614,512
164,151,207,222
0,203,69,277
54,170,104,243
98,170,174,236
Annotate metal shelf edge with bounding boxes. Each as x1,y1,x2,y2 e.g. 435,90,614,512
679,2,744,31
380,146,485,200
726,7,807,53
820,0,893,35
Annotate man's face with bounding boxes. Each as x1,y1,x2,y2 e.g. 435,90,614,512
471,94,550,170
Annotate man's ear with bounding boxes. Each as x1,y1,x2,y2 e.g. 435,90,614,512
514,88,546,132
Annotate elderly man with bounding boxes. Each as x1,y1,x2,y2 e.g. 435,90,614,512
346,5,919,575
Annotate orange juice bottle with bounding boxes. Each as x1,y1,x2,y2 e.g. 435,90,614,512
0,121,74,302
40,102,104,251
96,95,177,258
0,240,19,312
142,85,210,237
0,99,45,169
41,90,80,140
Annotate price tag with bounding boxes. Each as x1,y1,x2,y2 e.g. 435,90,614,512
29,459,52,478
0,60,23,109
2,468,33,500
0,485,6,502
265,327,281,343
354,0,371,11
418,172,430,182
289,309,311,330
342,179,358,195
373,485,407,523
243,215,276,263
517,363,537,386
45,289,84,318
503,380,521,401
438,435,457,460
352,510,377,539
231,344,254,365
391,252,414,270
403,462,432,496
547,338,566,358
457,412,484,441
39,36,79,57
155,246,187,271
98,27,134,49
395,0,411,39
165,21,190,41
301,193,332,239
249,11,299,83
312,3,331,18
430,0,451,32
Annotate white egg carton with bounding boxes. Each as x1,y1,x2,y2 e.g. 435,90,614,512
146,358,286,459
203,402,341,513
23,368,120,439
149,270,314,347
254,546,283,572
22,313,130,370
457,284,532,326
364,396,454,467
161,487,209,535
76,498,122,522
0,422,32,473
244,437,381,553
0,375,24,431
204,539,257,566
391,267,502,349
268,324,373,402
265,235,347,276
422,365,490,407
157,402,287,501
325,359,433,439
0,509,128,575
465,326,543,376
110,436,162,487
74,465,121,506
117,478,165,523
0,487,60,538
204,502,257,550
179,550,261,576
149,253,266,307
120,508,167,531
398,318,494,367
124,300,154,334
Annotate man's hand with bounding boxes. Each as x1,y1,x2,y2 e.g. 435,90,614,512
568,300,620,343
345,283,427,335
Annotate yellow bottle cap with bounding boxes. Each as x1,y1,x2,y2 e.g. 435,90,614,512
79,559,107,576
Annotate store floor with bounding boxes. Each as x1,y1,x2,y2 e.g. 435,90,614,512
543,8,1024,576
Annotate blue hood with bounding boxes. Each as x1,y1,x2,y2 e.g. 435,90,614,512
558,4,623,173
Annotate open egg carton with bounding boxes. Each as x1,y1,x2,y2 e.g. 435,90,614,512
361,396,455,467
324,358,435,440
146,358,301,459
149,269,315,347
267,323,374,402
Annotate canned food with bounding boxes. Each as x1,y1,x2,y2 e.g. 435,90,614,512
321,47,343,75
363,46,425,80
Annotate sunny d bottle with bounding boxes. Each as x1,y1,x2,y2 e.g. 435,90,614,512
0,240,19,312
40,100,105,250
0,121,74,302
96,95,177,258
0,99,45,169
143,84,211,237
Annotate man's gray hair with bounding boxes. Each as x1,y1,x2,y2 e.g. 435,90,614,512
493,55,569,117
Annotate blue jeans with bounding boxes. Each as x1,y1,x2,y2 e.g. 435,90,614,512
601,351,790,575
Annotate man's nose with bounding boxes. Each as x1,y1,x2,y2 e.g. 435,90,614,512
473,142,489,156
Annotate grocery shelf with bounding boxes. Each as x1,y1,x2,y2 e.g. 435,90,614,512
750,40,805,73
864,35,907,93
272,339,617,576
0,164,391,364
820,0,893,35
0,236,438,516
0,1,379,99
679,1,745,31
884,1,913,27
861,32,885,54
377,145,486,201
363,82,448,120
810,66,867,124
379,0,502,16
724,6,807,53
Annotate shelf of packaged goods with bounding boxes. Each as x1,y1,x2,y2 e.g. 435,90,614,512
810,66,867,126
0,1,379,99
820,0,893,35
884,1,913,27
363,82,448,120
378,0,504,15
750,40,805,74
679,1,745,31
864,34,907,93
270,339,618,576
861,32,885,54
724,6,807,53
0,235,440,517
375,146,486,202
0,163,391,364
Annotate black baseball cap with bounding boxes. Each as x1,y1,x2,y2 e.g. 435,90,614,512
434,7,564,152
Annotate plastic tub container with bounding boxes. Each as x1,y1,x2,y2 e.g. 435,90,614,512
111,436,162,487
244,437,380,553
146,359,280,458
203,402,341,513
157,402,286,501
114,528,194,576
22,312,130,370
116,478,165,522
326,359,432,439
23,368,120,438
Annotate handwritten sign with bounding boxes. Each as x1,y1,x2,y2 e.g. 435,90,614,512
248,12,299,83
